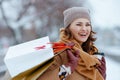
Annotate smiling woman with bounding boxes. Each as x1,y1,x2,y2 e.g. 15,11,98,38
37,7,106,80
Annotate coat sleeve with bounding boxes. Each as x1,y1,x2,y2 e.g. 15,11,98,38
47,50,68,71
37,50,68,80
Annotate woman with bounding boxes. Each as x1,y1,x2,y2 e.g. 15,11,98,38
37,7,106,80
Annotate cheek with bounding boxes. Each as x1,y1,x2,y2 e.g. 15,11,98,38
71,28,78,32
69,25,79,33
69,27,79,36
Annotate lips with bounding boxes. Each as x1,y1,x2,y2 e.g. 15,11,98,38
78,33,88,37
73,32,90,42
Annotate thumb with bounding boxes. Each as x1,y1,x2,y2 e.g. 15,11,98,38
101,57,106,64
74,50,80,58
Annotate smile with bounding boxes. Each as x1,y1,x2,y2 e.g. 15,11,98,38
78,33,88,37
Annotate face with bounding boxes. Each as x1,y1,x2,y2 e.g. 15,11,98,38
69,18,91,43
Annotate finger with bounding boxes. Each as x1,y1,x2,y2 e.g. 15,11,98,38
66,49,76,60
97,66,103,73
102,57,106,64
74,50,80,58
97,65,105,71
98,60,105,68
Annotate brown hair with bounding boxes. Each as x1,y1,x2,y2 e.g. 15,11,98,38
64,25,97,54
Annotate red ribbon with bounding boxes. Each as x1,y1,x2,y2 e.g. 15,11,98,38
35,45,46,50
35,42,72,54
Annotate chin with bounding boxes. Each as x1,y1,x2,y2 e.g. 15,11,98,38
77,39,87,43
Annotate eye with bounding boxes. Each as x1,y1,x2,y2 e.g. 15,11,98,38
86,23,91,26
76,23,82,26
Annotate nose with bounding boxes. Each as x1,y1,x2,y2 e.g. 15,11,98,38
81,25,86,31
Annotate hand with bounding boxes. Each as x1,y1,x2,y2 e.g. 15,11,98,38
65,49,80,72
96,57,106,79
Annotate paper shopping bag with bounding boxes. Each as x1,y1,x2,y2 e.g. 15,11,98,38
4,36,54,79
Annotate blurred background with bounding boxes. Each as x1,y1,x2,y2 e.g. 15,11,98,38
0,0,120,80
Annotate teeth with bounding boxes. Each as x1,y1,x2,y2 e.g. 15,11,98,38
78,32,88,37
79,33,87,36
81,34,86,36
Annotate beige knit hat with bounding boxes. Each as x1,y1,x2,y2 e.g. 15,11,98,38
63,7,90,27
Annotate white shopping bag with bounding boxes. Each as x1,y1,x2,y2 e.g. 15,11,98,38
4,36,54,78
